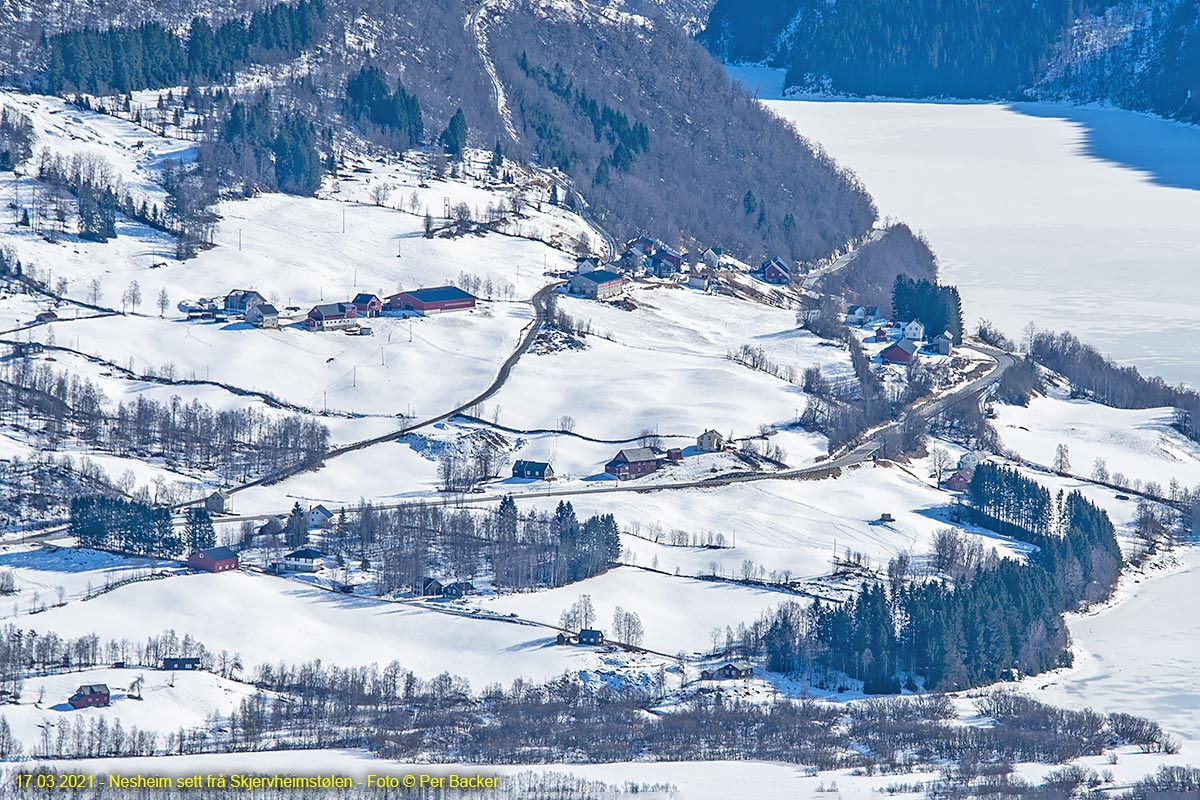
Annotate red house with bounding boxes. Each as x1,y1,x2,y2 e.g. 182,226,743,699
306,302,359,331
187,546,239,573
761,257,791,284
386,286,476,315
874,327,890,343
35,310,58,323
881,339,919,364
350,293,383,318
69,684,110,709
944,469,972,492
605,447,660,480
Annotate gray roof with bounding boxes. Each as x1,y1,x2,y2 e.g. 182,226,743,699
75,684,110,695
885,339,919,356
614,447,657,463
254,304,279,315
311,303,352,317
194,546,238,561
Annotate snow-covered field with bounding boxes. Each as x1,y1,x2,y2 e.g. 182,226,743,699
472,566,796,656
525,463,1034,582
22,571,662,687
743,73,1200,390
4,667,256,751
1023,546,1200,755
994,392,1200,491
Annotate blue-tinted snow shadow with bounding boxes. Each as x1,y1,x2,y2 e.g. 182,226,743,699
911,505,1039,556
1008,102,1200,192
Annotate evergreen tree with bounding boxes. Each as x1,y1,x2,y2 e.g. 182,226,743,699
184,507,216,552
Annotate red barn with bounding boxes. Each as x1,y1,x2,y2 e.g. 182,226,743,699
605,447,660,480
386,286,476,315
350,293,383,318
187,546,239,573
69,684,110,709
881,339,919,364
306,302,358,330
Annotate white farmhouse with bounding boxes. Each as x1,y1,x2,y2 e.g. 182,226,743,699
903,320,926,341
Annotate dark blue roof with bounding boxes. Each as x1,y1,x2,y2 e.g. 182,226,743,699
580,270,623,284
404,286,476,303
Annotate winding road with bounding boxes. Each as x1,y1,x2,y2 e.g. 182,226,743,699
210,342,1016,522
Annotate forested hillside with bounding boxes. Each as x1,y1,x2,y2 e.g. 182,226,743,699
700,0,1200,124
490,0,876,262
5,0,876,264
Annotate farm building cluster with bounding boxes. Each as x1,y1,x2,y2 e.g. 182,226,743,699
177,285,478,334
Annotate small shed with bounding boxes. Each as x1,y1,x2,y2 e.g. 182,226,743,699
874,327,890,343
932,331,953,356
203,490,230,514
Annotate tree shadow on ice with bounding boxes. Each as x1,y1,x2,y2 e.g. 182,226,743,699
1008,103,1200,192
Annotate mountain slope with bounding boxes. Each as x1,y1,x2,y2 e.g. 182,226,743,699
699,0,1200,124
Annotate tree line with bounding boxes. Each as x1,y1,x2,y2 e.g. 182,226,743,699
43,0,324,95
750,468,1120,693
892,275,964,343
1030,329,1200,442
322,497,620,595
0,357,329,484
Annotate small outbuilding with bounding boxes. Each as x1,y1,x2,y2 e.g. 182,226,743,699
203,490,230,514
932,331,953,356
421,577,445,596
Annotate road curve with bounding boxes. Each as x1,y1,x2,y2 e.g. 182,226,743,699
213,343,1016,522
227,283,560,495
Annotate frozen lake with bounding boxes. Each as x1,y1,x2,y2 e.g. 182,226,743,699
731,67,1200,389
